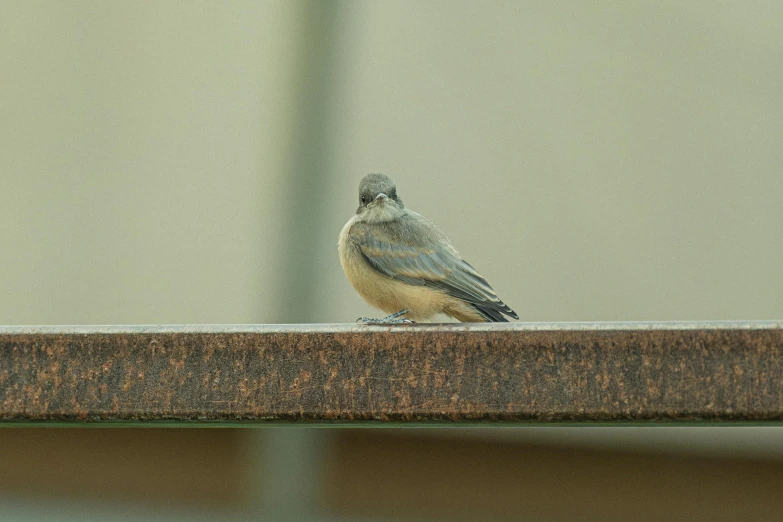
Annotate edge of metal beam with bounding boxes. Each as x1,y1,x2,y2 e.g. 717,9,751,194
2,321,783,425
1,320,781,335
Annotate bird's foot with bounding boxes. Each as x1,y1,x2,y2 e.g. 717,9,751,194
358,309,414,324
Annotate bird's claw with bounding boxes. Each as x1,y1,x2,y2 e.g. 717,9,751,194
357,309,414,324
357,317,413,324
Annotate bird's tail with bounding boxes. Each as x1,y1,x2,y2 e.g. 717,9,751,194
471,303,518,322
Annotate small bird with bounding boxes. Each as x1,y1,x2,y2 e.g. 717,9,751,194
338,173,518,323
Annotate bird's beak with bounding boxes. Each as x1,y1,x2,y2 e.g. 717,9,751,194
374,193,388,203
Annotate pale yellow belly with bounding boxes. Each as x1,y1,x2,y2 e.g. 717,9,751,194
338,221,483,322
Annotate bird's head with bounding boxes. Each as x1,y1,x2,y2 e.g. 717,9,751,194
356,173,405,223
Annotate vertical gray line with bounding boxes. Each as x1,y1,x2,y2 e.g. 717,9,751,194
273,1,341,323
253,429,327,521
249,3,343,519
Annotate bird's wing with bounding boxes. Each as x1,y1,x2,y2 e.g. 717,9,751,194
348,217,518,320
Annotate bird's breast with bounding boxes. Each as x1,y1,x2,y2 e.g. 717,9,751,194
338,218,450,320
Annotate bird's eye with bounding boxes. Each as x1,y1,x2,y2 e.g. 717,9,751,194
360,196,367,204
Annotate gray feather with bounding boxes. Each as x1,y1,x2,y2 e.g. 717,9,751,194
349,211,518,321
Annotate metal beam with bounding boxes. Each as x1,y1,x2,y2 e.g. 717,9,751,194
1,322,782,424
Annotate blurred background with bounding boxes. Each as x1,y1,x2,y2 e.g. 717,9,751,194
1,0,782,520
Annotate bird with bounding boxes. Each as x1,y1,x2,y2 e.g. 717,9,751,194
338,173,518,323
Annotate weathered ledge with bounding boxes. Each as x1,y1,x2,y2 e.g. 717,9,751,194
1,322,782,424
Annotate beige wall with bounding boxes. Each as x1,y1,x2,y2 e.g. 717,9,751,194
1,1,303,324
321,1,783,323
2,1,780,326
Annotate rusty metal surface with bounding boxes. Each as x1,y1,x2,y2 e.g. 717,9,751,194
1,322,782,424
